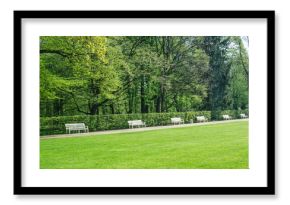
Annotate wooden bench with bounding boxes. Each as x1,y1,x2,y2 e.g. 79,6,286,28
240,113,247,118
171,117,184,125
222,115,232,120
196,116,208,122
128,120,146,128
65,123,89,134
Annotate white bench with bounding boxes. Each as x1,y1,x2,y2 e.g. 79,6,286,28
171,117,184,125
128,120,146,128
196,116,208,122
222,115,232,120
240,113,247,118
65,123,89,134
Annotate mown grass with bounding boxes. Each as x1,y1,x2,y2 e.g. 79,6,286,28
40,121,248,169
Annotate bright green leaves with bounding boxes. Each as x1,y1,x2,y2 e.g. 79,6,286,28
40,36,121,115
40,36,249,117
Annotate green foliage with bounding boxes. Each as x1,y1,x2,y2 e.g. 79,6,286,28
40,36,122,115
40,36,249,118
224,37,249,110
202,37,233,119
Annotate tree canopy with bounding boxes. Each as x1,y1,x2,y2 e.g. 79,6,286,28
40,36,249,119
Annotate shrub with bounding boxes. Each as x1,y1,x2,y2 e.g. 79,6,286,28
40,110,247,136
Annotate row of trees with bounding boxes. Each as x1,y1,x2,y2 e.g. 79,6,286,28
40,36,248,119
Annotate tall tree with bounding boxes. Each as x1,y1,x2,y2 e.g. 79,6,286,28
40,36,122,115
202,36,232,119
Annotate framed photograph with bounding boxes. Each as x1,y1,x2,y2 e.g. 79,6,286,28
14,10,275,195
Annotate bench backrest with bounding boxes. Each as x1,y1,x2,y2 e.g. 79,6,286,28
65,123,86,129
240,114,246,117
128,120,144,125
196,116,206,121
171,117,182,123
222,115,230,119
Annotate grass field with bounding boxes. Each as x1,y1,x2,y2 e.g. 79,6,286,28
40,121,248,169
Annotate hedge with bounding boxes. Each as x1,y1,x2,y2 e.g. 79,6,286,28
40,110,248,136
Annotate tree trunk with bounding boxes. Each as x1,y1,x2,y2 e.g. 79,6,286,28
53,99,64,116
140,75,146,113
156,96,161,112
160,85,166,112
90,103,99,115
173,95,179,112
110,104,115,114
45,101,52,116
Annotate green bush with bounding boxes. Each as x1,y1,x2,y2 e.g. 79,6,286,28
40,110,246,136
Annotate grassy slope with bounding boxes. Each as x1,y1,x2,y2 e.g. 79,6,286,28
40,121,248,169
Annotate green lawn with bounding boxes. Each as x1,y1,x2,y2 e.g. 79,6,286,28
40,121,248,169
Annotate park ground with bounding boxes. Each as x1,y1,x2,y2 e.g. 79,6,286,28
40,120,248,169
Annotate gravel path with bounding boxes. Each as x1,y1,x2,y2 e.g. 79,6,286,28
41,119,248,139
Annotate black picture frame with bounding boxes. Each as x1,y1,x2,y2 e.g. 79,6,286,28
14,10,275,195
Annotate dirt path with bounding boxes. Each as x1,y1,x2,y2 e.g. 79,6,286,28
41,119,248,139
